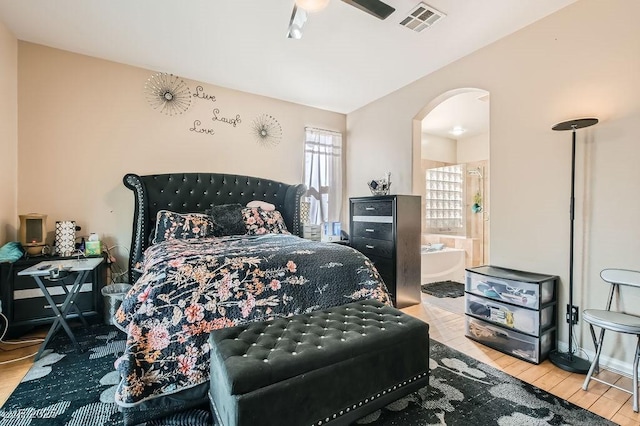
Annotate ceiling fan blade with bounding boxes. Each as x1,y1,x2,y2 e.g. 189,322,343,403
341,0,396,20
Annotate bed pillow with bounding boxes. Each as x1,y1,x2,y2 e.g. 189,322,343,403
246,200,276,211
206,204,247,237
242,207,290,235
152,210,216,244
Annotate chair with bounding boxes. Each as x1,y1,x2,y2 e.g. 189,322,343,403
582,268,640,412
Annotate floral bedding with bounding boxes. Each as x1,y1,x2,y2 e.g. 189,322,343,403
113,234,391,406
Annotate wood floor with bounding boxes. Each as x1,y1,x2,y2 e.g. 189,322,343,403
1,298,638,425
405,294,639,425
0,326,47,407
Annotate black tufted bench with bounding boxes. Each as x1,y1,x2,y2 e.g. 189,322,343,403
208,299,430,426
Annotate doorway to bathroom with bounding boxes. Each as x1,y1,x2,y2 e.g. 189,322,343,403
412,88,490,314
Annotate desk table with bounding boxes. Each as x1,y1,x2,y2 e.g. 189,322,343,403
18,257,104,360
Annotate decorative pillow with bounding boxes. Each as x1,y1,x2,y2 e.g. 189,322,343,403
0,241,25,263
206,204,247,237
246,200,276,211
242,207,290,235
152,210,216,244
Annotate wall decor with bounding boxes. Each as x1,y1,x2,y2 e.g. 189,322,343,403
189,120,216,136
144,72,192,115
193,85,217,103
212,108,242,127
251,114,283,147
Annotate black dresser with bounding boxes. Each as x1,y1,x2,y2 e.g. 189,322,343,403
349,195,421,308
0,255,106,338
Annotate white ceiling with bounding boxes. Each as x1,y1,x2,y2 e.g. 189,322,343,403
0,0,575,114
422,90,490,139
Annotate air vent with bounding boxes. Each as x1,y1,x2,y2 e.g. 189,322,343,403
399,2,445,32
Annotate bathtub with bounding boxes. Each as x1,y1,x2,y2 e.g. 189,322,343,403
421,246,466,284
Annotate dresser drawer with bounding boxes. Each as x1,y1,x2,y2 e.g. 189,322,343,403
466,267,555,310
465,293,555,337
465,316,555,364
352,237,393,259
351,222,393,240
12,272,94,290
352,200,392,217
13,289,94,321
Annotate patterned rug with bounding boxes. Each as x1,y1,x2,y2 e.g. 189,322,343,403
0,324,614,425
421,280,465,298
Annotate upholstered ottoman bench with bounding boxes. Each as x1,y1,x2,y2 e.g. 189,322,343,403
208,299,430,426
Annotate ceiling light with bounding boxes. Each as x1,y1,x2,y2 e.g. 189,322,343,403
449,126,467,136
287,6,308,39
289,24,303,39
295,0,330,13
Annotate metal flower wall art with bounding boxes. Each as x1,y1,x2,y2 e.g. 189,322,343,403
144,72,192,116
144,72,283,145
251,114,283,147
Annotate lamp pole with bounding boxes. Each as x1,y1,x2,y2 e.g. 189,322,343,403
548,117,598,374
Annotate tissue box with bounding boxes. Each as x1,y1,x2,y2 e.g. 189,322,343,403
85,240,102,256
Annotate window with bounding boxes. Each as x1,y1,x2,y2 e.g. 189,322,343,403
303,127,343,225
425,164,465,235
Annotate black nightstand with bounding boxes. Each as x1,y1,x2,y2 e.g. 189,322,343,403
0,255,106,338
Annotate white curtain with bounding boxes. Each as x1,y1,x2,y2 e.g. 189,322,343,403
304,127,342,225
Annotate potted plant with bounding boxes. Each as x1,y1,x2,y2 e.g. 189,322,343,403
471,191,483,213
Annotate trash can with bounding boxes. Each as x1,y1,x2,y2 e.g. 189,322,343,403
101,283,132,325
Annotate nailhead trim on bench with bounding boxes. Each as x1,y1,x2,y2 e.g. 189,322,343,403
312,372,429,426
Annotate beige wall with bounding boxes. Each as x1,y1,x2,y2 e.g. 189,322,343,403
421,133,456,162
457,133,489,164
17,42,345,261
347,0,640,371
0,20,18,244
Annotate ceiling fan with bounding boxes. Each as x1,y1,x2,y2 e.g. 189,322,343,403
287,0,396,39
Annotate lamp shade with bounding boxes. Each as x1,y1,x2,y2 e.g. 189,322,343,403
295,0,330,12
552,117,598,131
19,213,47,255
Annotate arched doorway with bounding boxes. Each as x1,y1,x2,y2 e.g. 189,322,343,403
412,88,490,294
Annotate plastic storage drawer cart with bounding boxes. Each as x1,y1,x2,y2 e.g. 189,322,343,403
464,265,558,364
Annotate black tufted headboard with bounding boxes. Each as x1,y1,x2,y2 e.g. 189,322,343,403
123,172,307,284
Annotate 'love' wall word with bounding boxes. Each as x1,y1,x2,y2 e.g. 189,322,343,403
189,120,215,136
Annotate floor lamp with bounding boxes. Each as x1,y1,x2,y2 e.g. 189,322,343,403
548,117,598,374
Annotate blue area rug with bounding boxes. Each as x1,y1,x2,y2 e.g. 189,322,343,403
0,324,614,425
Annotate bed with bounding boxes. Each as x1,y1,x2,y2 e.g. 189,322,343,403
115,172,391,425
